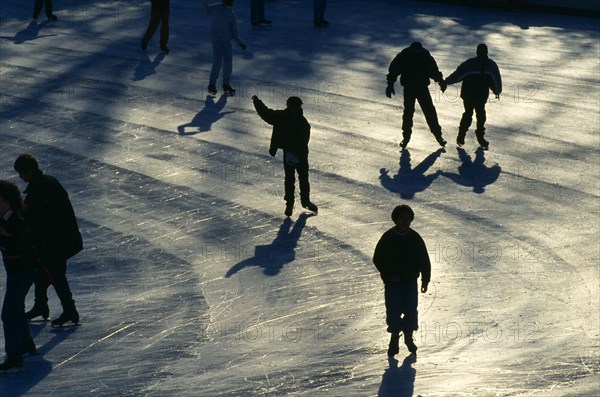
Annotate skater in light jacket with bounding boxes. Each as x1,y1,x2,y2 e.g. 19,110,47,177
443,44,502,149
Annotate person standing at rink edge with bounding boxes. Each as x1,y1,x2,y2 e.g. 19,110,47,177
386,41,447,149
252,95,319,217
443,43,502,150
14,154,83,328
373,204,431,357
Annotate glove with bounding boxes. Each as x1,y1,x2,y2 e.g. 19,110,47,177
439,80,448,93
239,42,247,50
269,147,277,157
385,84,395,98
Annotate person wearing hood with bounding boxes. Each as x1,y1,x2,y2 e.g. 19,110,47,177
386,41,447,149
443,44,502,149
252,95,318,217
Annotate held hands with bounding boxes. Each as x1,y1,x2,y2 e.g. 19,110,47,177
269,147,277,157
439,80,448,93
421,283,428,293
385,84,395,98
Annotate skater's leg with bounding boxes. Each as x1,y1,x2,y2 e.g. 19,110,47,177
384,283,403,334
401,88,417,144
2,271,34,359
400,281,419,333
458,99,475,140
33,0,43,18
44,0,54,18
209,40,224,86
221,42,233,86
297,156,310,204
283,161,296,204
159,4,170,50
416,87,443,138
46,260,76,314
142,5,161,48
474,101,487,145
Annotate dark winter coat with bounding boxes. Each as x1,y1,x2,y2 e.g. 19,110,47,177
253,99,311,156
0,211,36,275
23,172,83,262
387,43,444,89
373,227,431,284
446,55,502,102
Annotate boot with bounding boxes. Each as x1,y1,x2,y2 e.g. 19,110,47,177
301,200,318,213
387,333,400,357
51,308,79,327
404,331,418,354
0,357,24,373
25,304,49,321
285,201,294,217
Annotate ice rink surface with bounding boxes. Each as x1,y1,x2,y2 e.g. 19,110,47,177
0,0,598,395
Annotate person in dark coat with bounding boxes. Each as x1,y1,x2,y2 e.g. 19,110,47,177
0,180,36,373
386,42,447,149
443,43,502,149
373,204,431,357
141,0,171,54
252,95,318,217
14,154,83,328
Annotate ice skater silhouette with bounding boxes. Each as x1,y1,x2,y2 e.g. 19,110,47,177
441,147,500,193
225,213,313,277
377,355,416,397
178,94,233,135
379,148,444,199
132,52,165,81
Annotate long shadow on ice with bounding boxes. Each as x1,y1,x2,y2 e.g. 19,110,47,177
131,52,165,82
378,355,416,397
0,324,74,397
225,213,313,277
379,148,444,199
441,147,500,193
0,20,56,44
178,95,234,135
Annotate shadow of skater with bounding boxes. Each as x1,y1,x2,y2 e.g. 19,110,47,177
378,355,416,397
225,213,313,277
132,52,165,82
0,20,55,44
441,147,501,193
379,148,444,199
178,94,233,136
0,325,76,396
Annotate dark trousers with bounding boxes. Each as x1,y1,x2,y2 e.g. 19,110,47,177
33,0,53,19
142,2,170,49
313,0,327,21
34,259,76,312
283,152,310,204
384,281,418,334
458,97,487,142
251,0,266,23
2,270,35,360
402,85,442,142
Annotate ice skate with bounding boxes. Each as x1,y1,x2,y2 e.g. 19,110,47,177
301,201,318,214
208,84,217,95
387,333,400,357
223,84,236,96
285,201,294,217
0,358,24,373
25,304,49,321
51,309,80,327
404,331,418,354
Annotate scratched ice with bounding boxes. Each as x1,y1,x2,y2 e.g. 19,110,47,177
0,0,598,396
